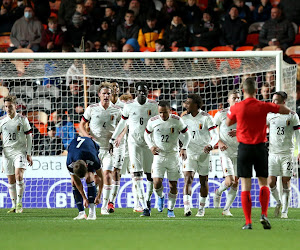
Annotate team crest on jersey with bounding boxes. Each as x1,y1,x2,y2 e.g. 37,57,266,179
111,115,114,121
170,128,174,133
199,124,202,130
148,110,151,116
286,120,290,126
17,125,20,131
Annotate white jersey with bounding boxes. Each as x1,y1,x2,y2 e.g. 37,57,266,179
122,98,158,145
214,108,239,156
83,102,122,149
146,114,187,155
267,111,300,155
0,114,31,156
115,98,125,109
181,110,216,155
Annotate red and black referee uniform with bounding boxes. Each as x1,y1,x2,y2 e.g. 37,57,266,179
227,97,280,225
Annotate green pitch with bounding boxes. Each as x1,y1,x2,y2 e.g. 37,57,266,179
1,208,299,250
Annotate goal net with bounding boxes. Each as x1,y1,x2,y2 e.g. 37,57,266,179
0,51,299,210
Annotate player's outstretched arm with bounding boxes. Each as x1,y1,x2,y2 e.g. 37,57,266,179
111,118,127,141
115,126,128,147
95,169,104,205
26,133,33,166
71,175,89,208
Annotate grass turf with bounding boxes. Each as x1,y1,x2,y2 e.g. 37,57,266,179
0,207,299,250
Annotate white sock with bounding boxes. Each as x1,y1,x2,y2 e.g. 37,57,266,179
132,181,139,208
183,194,191,208
154,186,164,198
79,210,85,215
271,185,282,204
282,188,290,213
16,180,25,204
89,203,95,215
217,181,229,195
134,177,147,209
8,183,17,208
109,181,120,204
168,193,177,210
199,196,207,209
224,187,238,211
102,184,112,209
145,180,153,202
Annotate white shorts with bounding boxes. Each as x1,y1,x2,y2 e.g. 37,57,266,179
2,153,27,175
128,142,153,173
113,144,125,170
152,153,182,181
269,153,293,177
98,149,114,171
220,152,237,177
183,153,211,176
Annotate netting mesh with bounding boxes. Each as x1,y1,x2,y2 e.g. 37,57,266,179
0,52,299,209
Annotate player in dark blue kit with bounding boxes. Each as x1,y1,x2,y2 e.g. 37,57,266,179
67,136,103,220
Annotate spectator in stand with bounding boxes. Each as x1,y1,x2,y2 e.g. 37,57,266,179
190,8,220,50
138,13,164,49
40,122,65,155
53,109,77,149
128,0,155,27
259,7,295,51
278,0,300,26
155,38,169,52
31,0,51,24
60,80,85,123
114,0,127,26
106,40,119,52
103,6,118,29
58,0,77,27
40,17,64,52
219,6,247,50
259,82,272,102
84,0,101,30
253,0,272,23
161,0,179,24
65,3,91,49
9,5,43,52
0,0,24,34
233,0,252,25
163,12,188,48
207,0,233,21
181,0,202,29
116,10,139,47
93,20,116,48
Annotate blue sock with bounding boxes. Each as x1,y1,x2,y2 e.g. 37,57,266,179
72,186,84,212
87,181,96,204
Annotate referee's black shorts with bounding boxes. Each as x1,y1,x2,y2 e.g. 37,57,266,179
237,142,268,178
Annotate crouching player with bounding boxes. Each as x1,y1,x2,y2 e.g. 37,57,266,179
144,101,191,217
67,136,103,220
213,90,240,216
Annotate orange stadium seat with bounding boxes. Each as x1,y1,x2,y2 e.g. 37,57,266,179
190,46,208,51
170,46,179,52
236,46,254,51
245,33,259,46
140,47,155,52
0,36,12,51
286,46,300,64
211,46,233,51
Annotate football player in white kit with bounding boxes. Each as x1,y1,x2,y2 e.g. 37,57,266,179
144,101,191,217
110,82,158,217
79,83,122,215
213,90,240,216
0,95,33,213
181,94,219,217
267,91,300,219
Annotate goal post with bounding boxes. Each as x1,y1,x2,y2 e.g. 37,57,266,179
0,51,298,209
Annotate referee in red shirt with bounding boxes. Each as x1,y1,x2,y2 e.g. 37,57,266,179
226,78,291,230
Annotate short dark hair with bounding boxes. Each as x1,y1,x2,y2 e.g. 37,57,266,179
243,77,257,95
135,81,148,90
158,100,170,108
125,10,135,16
228,89,240,98
4,95,17,104
274,91,287,101
187,94,203,109
73,160,87,178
